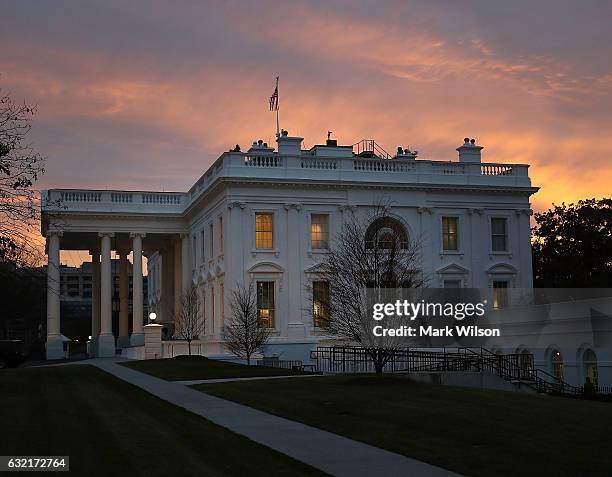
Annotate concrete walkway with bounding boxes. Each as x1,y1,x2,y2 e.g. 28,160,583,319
175,373,324,386
92,360,461,477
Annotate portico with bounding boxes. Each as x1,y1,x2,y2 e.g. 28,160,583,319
42,196,191,359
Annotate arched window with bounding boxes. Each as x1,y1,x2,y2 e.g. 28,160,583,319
365,217,409,250
583,349,598,386
518,348,533,379
551,349,564,380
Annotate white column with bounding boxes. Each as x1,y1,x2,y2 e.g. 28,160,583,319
90,249,101,356
98,232,116,357
130,233,145,346
285,204,305,338
181,233,190,294
117,251,129,349
46,231,63,359
173,239,182,317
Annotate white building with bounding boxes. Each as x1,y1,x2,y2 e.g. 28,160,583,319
42,133,537,363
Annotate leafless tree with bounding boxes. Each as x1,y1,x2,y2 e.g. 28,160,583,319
173,284,205,355
0,88,46,267
223,282,270,365
310,204,425,375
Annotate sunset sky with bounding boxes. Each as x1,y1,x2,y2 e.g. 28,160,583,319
2,1,612,265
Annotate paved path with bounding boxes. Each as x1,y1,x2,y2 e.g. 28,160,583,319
176,373,324,385
91,360,461,477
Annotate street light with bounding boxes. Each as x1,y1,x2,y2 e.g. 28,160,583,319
149,312,157,323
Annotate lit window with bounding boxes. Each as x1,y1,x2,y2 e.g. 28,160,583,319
313,281,330,327
257,281,275,328
551,349,564,380
492,280,508,309
255,213,273,249
491,217,508,251
311,214,329,249
442,217,458,251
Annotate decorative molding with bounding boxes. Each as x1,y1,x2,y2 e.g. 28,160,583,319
284,203,303,211
129,232,147,238
97,232,115,238
338,204,357,213
467,207,484,215
46,230,64,238
228,201,247,210
417,207,433,215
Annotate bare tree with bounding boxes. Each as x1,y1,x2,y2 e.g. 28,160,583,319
310,204,424,375
224,282,270,365
0,88,46,267
173,284,205,355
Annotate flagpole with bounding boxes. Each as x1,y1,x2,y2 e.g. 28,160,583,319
275,76,280,137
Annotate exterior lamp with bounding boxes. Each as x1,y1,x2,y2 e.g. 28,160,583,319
149,312,157,323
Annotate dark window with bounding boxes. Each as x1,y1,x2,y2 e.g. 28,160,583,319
365,217,409,250
312,281,330,327
491,218,508,251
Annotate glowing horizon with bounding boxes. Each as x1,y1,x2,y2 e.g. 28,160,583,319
3,1,611,266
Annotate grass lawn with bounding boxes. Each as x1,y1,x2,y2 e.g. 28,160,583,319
196,375,612,477
120,355,311,381
0,365,325,477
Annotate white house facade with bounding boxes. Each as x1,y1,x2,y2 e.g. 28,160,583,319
42,133,538,364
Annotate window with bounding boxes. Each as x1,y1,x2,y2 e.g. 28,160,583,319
209,223,214,257
312,281,330,327
442,217,458,251
219,216,224,254
255,213,273,249
256,281,275,328
193,235,197,268
220,283,224,325
365,217,409,249
443,279,462,288
583,349,598,386
311,214,329,249
210,286,215,334
551,349,564,380
491,217,508,251
200,230,205,263
492,280,508,309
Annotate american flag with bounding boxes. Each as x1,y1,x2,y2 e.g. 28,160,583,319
269,76,279,111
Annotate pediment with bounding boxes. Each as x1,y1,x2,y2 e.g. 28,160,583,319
487,263,517,275
436,263,469,275
247,261,284,274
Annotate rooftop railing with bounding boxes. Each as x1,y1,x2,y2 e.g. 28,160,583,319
43,152,532,215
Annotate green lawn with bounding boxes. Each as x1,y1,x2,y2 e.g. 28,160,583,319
120,355,311,381
197,375,612,477
0,365,324,477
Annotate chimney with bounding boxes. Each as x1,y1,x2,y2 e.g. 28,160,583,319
457,137,483,163
276,129,303,155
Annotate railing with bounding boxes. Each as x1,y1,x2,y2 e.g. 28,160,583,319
141,193,182,205
244,155,282,167
353,159,416,172
301,158,337,170
481,163,514,176
60,191,101,202
352,139,393,160
311,346,608,398
257,359,304,370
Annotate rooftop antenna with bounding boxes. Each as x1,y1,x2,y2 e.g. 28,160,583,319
269,76,279,137
327,131,332,140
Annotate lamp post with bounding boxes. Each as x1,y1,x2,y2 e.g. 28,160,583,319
148,312,157,324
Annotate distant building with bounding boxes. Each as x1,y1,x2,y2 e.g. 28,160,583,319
57,261,148,344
